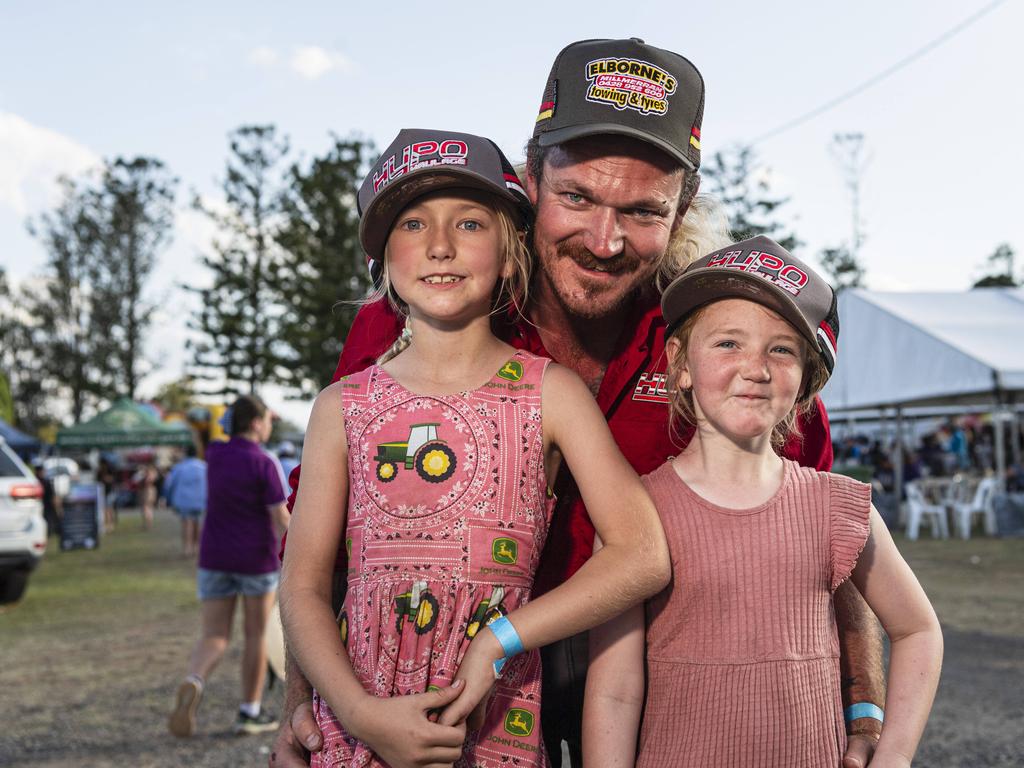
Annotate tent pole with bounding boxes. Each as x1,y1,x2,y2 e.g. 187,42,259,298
993,410,1007,494
894,406,904,523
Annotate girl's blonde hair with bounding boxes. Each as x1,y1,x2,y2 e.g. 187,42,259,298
665,303,831,450
369,194,531,364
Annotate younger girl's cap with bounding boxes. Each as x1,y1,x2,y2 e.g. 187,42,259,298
661,235,840,374
358,129,532,278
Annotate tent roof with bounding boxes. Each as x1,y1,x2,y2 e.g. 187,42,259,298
0,418,41,449
821,288,1024,413
56,398,193,448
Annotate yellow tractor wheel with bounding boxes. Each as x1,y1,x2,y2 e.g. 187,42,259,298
414,593,440,634
376,462,398,483
414,442,457,483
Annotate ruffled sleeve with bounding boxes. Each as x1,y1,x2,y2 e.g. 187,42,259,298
828,472,872,591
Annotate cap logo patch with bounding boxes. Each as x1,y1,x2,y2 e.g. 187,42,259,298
373,140,469,194
584,58,677,116
706,249,808,296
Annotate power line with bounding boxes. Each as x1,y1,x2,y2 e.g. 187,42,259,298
749,0,1011,145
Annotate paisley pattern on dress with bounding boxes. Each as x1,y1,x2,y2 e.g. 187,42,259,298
312,350,554,767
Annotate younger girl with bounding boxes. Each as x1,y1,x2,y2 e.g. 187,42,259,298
583,236,943,767
280,129,671,767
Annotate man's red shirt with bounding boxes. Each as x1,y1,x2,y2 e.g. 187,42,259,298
284,294,833,594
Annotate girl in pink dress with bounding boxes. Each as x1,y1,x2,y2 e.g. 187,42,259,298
583,236,943,768
279,129,671,768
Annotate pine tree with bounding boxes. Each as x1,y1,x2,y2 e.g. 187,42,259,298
188,125,290,396
700,145,800,251
972,243,1018,288
274,136,375,397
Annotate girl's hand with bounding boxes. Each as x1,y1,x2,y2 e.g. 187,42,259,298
347,682,468,768
438,626,504,728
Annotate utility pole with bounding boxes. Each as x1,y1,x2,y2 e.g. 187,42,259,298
829,133,871,261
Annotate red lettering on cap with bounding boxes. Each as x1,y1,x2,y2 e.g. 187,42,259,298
755,253,784,271
411,141,439,157
439,140,468,157
779,265,808,288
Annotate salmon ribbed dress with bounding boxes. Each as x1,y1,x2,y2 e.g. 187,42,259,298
637,459,871,768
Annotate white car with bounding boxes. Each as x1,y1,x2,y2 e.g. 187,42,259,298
0,439,47,604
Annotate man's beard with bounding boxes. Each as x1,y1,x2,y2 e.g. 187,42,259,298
548,239,646,320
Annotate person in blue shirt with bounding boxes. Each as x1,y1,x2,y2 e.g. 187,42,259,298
164,444,208,557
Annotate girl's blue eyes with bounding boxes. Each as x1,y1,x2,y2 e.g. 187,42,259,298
398,220,483,231
714,340,796,355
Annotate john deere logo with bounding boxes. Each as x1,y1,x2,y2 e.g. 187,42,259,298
497,360,523,382
492,537,518,565
504,708,534,737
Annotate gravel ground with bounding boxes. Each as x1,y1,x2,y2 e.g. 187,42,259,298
0,510,1020,767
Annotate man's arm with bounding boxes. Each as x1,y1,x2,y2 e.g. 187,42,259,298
836,580,887,764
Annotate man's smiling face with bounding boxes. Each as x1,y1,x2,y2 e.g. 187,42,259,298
527,135,686,320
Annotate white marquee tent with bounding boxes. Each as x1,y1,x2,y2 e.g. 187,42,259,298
821,287,1024,492
822,287,1024,412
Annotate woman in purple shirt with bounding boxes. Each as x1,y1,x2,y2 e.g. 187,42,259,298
168,395,290,738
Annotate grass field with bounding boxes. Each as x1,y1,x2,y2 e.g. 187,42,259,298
0,509,1022,766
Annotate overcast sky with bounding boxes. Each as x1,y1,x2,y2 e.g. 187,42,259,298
2,0,1021,427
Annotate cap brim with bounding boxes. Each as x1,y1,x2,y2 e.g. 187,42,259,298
360,169,527,260
537,123,697,172
661,270,817,347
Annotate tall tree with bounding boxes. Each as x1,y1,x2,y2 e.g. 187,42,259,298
972,243,1018,288
0,270,52,431
701,144,800,251
24,176,118,422
88,157,177,399
188,125,290,395
275,136,375,397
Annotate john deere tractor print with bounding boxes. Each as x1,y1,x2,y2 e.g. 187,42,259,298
394,581,440,635
373,422,457,484
465,586,506,639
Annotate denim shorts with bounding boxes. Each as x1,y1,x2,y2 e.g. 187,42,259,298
197,568,279,600
175,507,203,520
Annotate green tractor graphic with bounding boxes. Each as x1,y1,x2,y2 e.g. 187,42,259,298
394,581,440,635
373,422,457,484
465,586,506,639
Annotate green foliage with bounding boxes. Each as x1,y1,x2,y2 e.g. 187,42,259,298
15,158,176,424
275,136,375,397
187,125,290,396
87,158,178,399
819,246,865,292
700,144,800,251
151,375,199,414
972,243,1019,288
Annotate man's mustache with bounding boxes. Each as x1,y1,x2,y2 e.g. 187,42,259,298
556,240,640,274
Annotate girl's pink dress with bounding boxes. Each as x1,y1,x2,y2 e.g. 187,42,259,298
313,351,553,767
637,459,871,768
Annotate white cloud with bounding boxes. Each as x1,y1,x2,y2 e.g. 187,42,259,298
0,112,100,217
289,46,353,79
248,46,280,69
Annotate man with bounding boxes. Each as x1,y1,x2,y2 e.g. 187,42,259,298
272,38,885,768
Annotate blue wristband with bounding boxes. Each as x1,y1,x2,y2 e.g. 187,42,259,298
488,616,525,657
845,703,884,724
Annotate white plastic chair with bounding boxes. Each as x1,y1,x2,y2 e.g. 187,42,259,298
904,482,949,540
952,477,998,539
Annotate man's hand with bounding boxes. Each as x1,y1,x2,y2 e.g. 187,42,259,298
843,731,880,768
269,701,322,768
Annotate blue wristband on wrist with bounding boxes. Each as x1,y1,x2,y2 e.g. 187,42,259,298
488,616,525,657
845,703,884,724
488,616,524,678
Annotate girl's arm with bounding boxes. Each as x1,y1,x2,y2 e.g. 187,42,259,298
440,364,671,725
279,383,467,768
850,506,943,768
582,536,646,768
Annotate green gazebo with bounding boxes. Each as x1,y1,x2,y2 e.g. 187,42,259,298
56,398,194,449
